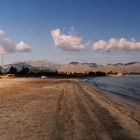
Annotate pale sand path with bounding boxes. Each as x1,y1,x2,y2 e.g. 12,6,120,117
0,78,139,140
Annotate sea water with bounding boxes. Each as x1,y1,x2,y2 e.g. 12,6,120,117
85,75,140,109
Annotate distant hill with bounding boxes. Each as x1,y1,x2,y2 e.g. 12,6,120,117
2,60,140,74
69,62,80,65
3,61,52,73
125,62,140,65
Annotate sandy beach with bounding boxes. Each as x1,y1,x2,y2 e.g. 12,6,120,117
0,78,139,140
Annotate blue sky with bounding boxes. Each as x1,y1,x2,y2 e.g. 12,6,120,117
0,0,140,64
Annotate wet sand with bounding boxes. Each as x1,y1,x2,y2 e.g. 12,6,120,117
0,78,139,140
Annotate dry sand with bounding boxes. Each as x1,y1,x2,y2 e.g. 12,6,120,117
0,78,139,140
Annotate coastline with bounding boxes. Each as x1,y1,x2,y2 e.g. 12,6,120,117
85,75,140,110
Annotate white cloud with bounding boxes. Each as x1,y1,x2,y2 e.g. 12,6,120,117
0,38,15,53
92,38,140,51
16,41,31,52
0,29,5,36
51,28,85,51
0,29,31,53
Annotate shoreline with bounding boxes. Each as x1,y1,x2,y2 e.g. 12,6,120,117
85,76,140,110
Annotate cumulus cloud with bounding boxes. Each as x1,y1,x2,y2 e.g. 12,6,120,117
0,29,5,36
0,38,16,53
51,28,140,52
92,38,140,51
16,41,31,52
0,29,31,53
51,28,85,51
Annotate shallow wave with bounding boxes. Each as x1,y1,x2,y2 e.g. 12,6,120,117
86,76,140,100
85,76,140,109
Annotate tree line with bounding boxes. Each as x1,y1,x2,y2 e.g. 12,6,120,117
0,66,107,77
0,66,30,76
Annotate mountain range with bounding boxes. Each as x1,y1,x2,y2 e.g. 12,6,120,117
3,60,140,74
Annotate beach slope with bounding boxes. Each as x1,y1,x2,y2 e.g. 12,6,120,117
0,78,139,140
